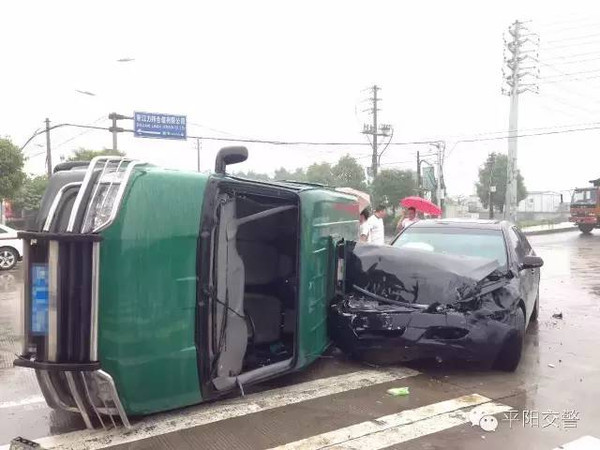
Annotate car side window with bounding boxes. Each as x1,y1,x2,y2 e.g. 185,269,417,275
0,228,6,234
515,229,533,255
508,227,525,261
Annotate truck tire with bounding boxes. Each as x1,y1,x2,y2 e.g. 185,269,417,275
579,224,594,234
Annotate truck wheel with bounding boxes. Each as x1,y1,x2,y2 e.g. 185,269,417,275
0,247,18,271
579,224,594,234
493,307,525,372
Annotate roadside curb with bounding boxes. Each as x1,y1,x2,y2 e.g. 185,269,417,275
523,226,578,236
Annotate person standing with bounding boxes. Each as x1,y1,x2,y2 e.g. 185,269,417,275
364,205,386,245
396,206,418,233
359,208,370,243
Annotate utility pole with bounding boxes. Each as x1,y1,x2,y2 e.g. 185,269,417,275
435,142,444,213
361,85,391,178
108,113,129,151
488,154,496,219
45,118,52,177
371,85,378,177
196,138,202,172
416,151,422,196
502,20,539,222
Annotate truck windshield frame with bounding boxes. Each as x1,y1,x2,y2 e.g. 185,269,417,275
572,189,598,205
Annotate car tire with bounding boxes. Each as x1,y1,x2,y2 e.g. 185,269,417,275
530,291,539,323
578,224,594,234
0,247,18,271
493,306,525,372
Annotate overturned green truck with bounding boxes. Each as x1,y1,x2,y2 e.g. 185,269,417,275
15,147,358,428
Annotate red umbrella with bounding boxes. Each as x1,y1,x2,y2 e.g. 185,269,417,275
400,196,442,216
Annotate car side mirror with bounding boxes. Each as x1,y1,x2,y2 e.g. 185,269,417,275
521,255,544,270
215,146,248,174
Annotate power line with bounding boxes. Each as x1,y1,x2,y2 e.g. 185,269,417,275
539,74,600,84
540,67,600,79
53,116,107,150
541,39,600,51
537,18,600,33
544,32,600,44
542,50,600,62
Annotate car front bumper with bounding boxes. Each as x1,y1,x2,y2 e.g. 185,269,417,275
329,302,517,365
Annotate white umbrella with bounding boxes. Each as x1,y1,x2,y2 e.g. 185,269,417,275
336,187,371,212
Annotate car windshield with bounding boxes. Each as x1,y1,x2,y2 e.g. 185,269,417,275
572,189,597,205
392,227,508,267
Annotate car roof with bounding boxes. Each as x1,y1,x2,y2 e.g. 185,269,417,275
408,218,510,231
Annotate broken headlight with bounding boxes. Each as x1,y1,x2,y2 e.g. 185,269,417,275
452,296,483,313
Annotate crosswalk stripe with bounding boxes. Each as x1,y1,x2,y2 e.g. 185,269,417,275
554,436,600,450
269,394,511,450
269,393,495,450
2,367,418,450
325,402,511,450
0,395,45,409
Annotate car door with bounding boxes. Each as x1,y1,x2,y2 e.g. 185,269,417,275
515,228,540,301
508,226,535,319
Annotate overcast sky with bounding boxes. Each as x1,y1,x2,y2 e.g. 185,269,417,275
3,0,600,197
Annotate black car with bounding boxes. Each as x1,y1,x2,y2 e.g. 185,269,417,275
329,219,543,371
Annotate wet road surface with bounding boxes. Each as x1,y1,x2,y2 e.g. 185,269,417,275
1,230,599,449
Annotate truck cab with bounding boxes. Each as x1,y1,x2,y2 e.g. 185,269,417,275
570,178,600,233
14,147,358,429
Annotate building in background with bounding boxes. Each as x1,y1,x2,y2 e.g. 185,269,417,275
517,191,569,222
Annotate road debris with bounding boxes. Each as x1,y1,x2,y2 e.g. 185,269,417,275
552,312,564,319
548,364,556,368
386,387,410,396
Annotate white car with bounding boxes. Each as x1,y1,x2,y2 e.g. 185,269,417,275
0,224,23,270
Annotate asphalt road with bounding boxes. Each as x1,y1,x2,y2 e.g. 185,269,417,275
1,230,599,450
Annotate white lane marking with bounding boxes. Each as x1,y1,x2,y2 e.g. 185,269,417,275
269,394,510,450
554,436,600,450
0,395,45,409
323,402,511,450
5,367,418,450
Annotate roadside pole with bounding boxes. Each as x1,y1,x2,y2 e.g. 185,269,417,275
416,151,422,197
196,138,201,172
45,118,52,177
108,113,129,151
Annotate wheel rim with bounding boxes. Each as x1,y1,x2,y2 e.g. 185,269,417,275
0,251,15,269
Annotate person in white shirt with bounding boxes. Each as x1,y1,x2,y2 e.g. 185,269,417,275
359,208,370,242
396,207,418,233
362,205,386,245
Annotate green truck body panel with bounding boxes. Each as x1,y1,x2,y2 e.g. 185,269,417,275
97,168,358,414
98,166,208,414
296,189,358,366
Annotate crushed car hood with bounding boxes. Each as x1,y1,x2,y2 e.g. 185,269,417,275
346,244,501,306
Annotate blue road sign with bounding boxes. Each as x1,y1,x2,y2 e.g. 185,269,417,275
134,111,187,140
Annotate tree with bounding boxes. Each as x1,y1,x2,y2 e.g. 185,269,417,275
273,167,306,182
233,170,271,181
306,162,333,185
476,153,527,213
0,138,26,201
371,169,417,215
332,155,366,190
11,175,49,213
66,148,125,162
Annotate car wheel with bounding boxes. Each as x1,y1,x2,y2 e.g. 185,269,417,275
493,306,525,372
0,247,18,271
578,224,594,234
530,291,539,323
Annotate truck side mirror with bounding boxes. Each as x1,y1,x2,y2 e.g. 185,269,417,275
215,146,248,174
